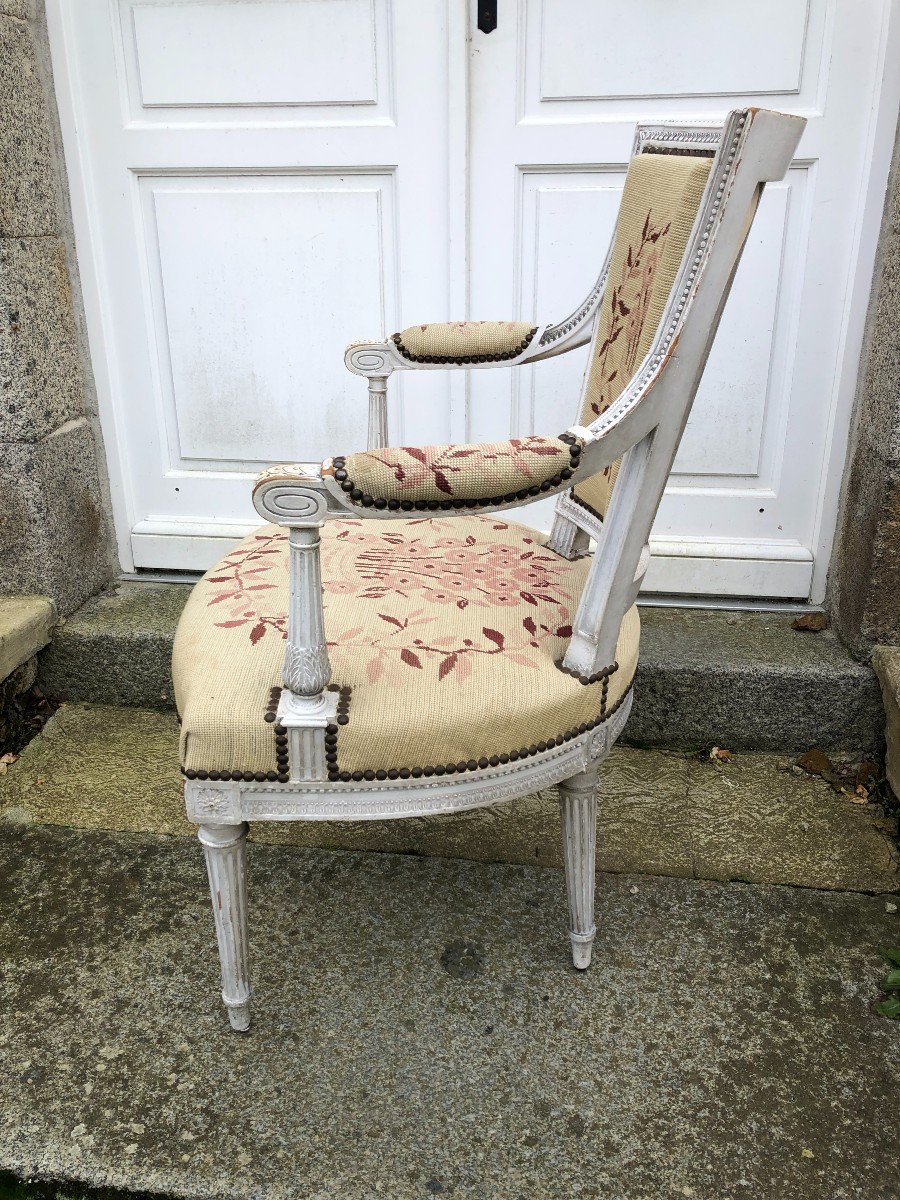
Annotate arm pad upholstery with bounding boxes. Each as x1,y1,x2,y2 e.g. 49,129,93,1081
326,434,583,512
392,321,537,364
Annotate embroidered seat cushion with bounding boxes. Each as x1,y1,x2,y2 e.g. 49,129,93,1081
173,516,639,780
393,321,537,362
574,151,713,517
330,435,582,510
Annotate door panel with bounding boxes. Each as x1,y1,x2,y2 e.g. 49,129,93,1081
468,0,896,598
537,0,813,102
51,0,453,568
144,175,395,467
130,0,379,109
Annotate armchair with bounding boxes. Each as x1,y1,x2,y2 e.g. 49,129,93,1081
173,108,805,1030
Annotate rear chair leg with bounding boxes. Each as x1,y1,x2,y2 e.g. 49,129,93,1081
198,822,252,1030
558,768,599,968
547,513,591,559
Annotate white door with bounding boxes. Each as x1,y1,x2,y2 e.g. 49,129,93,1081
48,0,459,569
469,0,900,598
50,1,898,600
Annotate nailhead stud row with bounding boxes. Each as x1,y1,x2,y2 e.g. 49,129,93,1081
323,683,632,784
556,659,619,687
325,686,352,782
649,146,716,158
182,681,631,786
182,684,291,782
392,326,537,365
569,490,604,523
330,436,582,513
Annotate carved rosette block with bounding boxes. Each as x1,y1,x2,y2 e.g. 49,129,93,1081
185,781,241,824
198,823,252,1031
558,769,598,969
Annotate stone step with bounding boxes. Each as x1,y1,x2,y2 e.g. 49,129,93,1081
37,582,885,753
2,703,896,893
0,821,897,1200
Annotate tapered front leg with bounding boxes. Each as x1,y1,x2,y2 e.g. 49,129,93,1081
198,823,252,1031
558,768,599,969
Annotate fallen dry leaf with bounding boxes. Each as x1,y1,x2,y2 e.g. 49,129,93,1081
710,747,732,763
791,612,828,632
856,760,879,787
848,784,870,804
796,748,833,777
0,752,18,765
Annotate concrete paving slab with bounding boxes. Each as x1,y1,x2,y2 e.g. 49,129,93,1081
1,705,897,893
0,823,897,1200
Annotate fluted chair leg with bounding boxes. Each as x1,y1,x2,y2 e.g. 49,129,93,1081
198,822,252,1031
558,768,599,969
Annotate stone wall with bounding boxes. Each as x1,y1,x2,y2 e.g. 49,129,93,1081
0,1,116,615
828,120,900,659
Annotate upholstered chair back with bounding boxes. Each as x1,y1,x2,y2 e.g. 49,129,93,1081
573,151,713,517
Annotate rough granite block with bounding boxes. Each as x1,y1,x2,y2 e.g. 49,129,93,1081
39,592,887,752
0,418,116,615
631,607,884,753
0,14,57,238
829,125,900,654
39,581,191,709
0,236,85,441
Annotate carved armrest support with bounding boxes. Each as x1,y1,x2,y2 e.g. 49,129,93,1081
250,466,334,771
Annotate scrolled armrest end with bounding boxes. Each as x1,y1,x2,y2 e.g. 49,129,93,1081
252,464,331,525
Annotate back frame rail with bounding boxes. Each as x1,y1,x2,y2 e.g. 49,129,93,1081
561,108,806,679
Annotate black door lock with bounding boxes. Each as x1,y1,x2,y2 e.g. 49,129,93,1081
478,1,497,35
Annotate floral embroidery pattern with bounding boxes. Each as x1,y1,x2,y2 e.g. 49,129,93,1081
323,520,575,685
417,320,522,341
588,209,671,421
201,518,578,685
356,436,568,499
203,530,287,644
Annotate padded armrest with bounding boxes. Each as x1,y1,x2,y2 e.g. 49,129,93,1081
391,321,537,364
324,434,583,512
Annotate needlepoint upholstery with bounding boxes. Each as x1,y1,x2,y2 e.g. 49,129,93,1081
393,321,537,362
575,151,712,517
173,516,639,778
331,435,581,509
